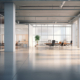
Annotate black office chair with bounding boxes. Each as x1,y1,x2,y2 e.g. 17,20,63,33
61,42,64,46
66,40,72,46
70,40,72,46
48,40,55,48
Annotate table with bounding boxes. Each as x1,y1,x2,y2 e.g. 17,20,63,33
45,43,60,45
23,44,27,48
45,43,71,45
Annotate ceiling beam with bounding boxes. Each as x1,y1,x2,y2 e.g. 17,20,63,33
68,13,80,23
17,20,68,21
16,9,80,10
0,9,80,11
20,22,68,24
20,6,80,7
0,0,79,1
17,20,68,23
16,16,76,17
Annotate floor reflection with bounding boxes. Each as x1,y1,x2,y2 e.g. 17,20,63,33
0,46,80,80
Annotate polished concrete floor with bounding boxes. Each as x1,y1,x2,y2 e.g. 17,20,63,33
0,46,80,80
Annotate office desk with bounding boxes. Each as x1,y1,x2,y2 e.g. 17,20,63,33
45,43,60,45
45,43,71,45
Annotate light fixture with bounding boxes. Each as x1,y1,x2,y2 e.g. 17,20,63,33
60,1,66,8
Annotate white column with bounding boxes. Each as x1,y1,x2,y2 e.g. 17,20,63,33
78,18,80,48
29,24,33,47
4,3,15,51
72,22,76,46
71,24,73,41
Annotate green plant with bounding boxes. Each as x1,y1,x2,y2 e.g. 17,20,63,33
35,35,40,44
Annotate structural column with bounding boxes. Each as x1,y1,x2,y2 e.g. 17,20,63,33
72,23,76,46
4,3,15,51
78,18,80,48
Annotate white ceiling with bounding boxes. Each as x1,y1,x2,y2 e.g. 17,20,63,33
0,1,80,24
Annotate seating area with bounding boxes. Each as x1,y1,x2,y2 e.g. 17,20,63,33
44,40,72,48
0,42,28,49
16,42,27,49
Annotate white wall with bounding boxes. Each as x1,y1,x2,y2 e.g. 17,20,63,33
72,21,78,46
29,24,33,47
77,18,80,48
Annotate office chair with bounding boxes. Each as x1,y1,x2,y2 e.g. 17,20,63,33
48,40,55,48
70,40,72,46
66,40,72,46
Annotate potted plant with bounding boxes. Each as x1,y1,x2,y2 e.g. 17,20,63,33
35,35,40,46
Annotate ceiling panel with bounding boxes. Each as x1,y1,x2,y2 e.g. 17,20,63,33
0,1,80,23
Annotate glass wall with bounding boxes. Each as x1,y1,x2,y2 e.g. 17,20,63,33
33,24,71,46
16,24,29,49
0,15,4,51
0,23,28,50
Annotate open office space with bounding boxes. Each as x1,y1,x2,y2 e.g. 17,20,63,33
0,1,80,80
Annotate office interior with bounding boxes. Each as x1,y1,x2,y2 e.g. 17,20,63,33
1,1,80,80
0,19,79,51
0,1,80,51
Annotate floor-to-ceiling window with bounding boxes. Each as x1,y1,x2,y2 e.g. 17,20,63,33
33,24,71,46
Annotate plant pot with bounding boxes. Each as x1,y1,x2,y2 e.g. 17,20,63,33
35,44,38,47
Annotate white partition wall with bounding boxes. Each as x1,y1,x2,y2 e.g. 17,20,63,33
78,18,80,48
29,24,33,47
72,21,78,47
72,23,76,46
4,3,15,51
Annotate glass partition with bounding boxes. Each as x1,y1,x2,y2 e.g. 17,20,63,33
16,24,29,49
